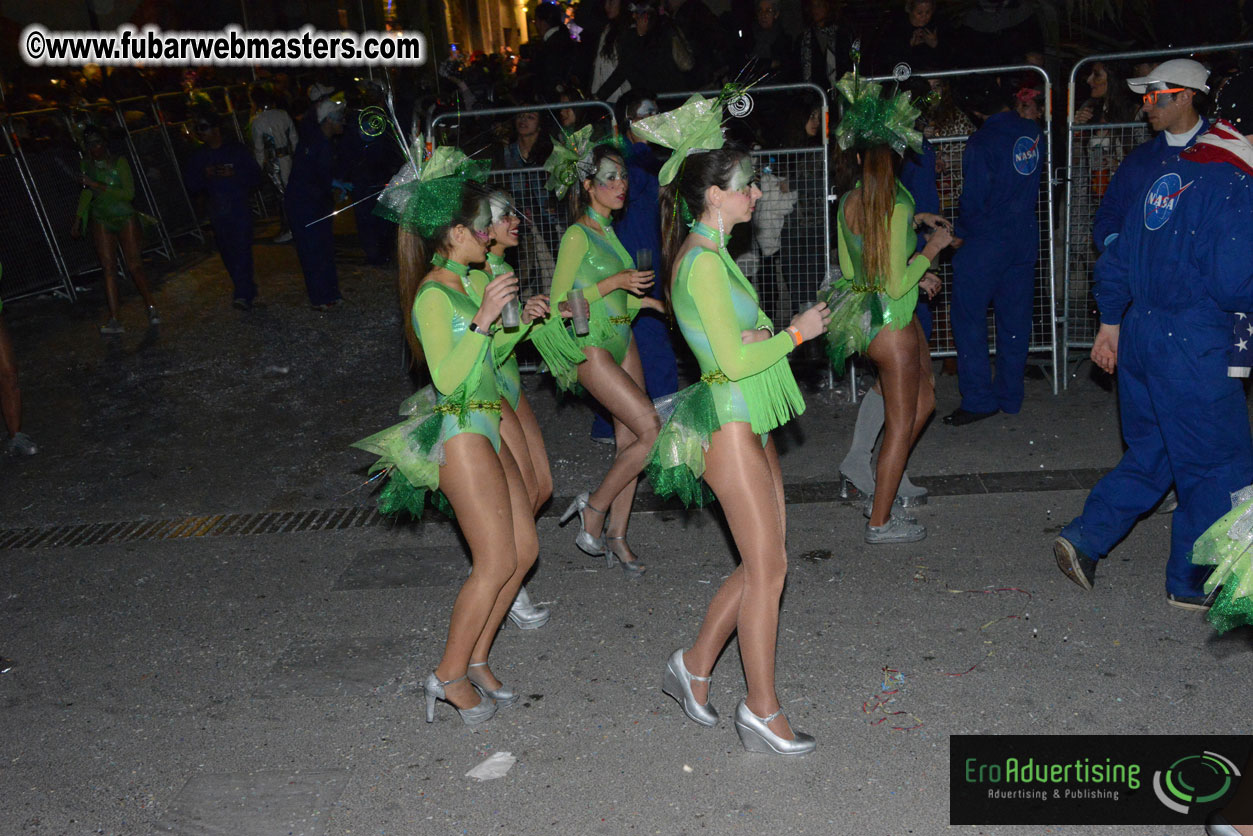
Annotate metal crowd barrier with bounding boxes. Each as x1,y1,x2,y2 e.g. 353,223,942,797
867,64,1059,394
1061,40,1253,387
0,124,74,303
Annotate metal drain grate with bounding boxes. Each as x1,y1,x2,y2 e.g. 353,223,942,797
0,507,388,551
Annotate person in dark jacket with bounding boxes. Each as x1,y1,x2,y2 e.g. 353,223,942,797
185,111,263,309
944,83,1043,425
285,96,347,309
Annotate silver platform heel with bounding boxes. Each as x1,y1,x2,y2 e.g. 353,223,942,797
604,536,646,578
559,491,607,556
661,649,717,727
423,672,497,726
733,700,816,755
466,662,519,708
507,586,551,630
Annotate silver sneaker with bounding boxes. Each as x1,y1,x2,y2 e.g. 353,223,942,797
7,432,37,456
865,516,927,544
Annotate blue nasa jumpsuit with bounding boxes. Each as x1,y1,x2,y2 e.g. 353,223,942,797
951,110,1042,414
285,119,342,306
591,140,678,440
900,138,940,339
1091,117,1209,253
1060,146,1253,597
184,140,262,304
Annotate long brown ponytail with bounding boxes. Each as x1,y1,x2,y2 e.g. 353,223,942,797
856,145,898,290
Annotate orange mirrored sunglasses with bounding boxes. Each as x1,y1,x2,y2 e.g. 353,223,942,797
1142,87,1185,106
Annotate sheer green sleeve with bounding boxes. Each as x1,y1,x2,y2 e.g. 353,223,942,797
884,199,931,300
549,225,602,305
414,287,489,396
689,252,794,381
492,320,532,365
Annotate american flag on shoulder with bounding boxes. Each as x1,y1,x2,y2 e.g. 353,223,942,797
1230,312,1252,378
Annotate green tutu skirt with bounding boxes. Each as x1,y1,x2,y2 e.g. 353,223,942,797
1191,485,1253,633
820,281,884,376
351,386,456,520
643,383,722,508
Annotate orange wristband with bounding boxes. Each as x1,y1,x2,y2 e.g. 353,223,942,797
788,327,803,348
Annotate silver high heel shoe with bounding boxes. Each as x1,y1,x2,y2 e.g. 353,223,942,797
466,662,519,708
733,700,816,755
604,536,646,578
559,491,607,556
423,672,497,726
661,649,717,727
507,586,551,630
861,495,917,522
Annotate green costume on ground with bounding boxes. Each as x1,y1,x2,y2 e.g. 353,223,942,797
1191,486,1253,633
531,207,642,391
823,181,931,374
645,222,804,507
76,156,136,234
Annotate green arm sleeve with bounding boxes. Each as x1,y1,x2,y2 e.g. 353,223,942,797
884,200,931,300
414,288,490,396
549,226,603,305
689,252,794,381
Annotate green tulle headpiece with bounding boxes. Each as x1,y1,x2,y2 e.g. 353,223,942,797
833,72,923,156
543,124,595,198
375,136,490,238
630,93,727,186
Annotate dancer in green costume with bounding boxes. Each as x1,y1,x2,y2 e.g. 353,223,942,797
72,126,158,334
1192,486,1253,633
826,72,952,543
636,93,830,755
539,128,665,577
353,144,548,725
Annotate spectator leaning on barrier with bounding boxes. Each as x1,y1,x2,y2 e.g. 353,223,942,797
943,80,1043,426
184,110,263,311
1054,72,1253,613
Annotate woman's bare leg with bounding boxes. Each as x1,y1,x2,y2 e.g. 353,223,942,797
499,400,539,511
431,433,519,710
866,318,929,526
466,436,539,690
117,219,156,309
681,425,795,739
91,223,121,320
604,340,649,562
513,390,553,514
575,343,659,544
0,319,21,438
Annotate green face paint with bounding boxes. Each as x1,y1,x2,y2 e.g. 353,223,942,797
727,158,755,193
593,157,627,187
489,193,516,225
470,199,493,234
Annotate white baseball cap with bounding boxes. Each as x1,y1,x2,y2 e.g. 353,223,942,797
1127,59,1210,94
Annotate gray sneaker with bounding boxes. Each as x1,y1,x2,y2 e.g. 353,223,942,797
7,432,37,456
99,318,124,335
865,516,927,544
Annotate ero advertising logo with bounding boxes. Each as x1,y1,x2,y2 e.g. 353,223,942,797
950,735,1249,825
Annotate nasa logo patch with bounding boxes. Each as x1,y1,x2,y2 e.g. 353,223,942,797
1012,135,1040,175
1144,172,1193,231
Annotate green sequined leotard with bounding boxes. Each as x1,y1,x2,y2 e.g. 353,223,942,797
645,223,805,507
824,181,932,373
76,156,137,234
532,211,642,390
352,266,503,518
481,252,534,409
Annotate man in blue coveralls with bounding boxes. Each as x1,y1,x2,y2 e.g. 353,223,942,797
286,96,347,310
1054,72,1253,611
943,82,1043,426
184,110,263,310
1091,59,1210,256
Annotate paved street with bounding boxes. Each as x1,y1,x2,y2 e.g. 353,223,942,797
1,226,1245,836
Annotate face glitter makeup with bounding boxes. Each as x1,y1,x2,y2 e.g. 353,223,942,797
728,157,755,192
594,158,627,187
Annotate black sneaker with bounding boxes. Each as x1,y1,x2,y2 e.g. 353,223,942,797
942,407,999,426
232,298,253,311
1054,536,1097,590
1166,592,1211,612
